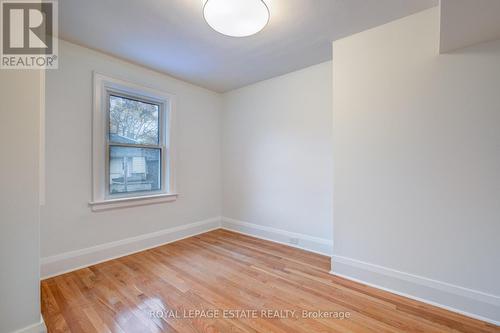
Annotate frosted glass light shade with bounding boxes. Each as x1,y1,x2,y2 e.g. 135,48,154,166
203,0,269,37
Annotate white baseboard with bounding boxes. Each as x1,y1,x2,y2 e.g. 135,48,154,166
41,217,221,279
40,216,332,279
10,317,46,333
221,216,333,256
39,215,499,326
330,255,500,326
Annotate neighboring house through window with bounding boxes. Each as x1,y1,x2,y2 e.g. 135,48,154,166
91,73,176,211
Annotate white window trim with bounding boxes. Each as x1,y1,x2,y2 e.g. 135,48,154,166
90,72,177,211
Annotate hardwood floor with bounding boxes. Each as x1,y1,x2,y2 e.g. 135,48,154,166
41,229,499,333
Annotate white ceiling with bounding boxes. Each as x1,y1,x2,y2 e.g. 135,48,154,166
440,0,500,53
60,0,437,92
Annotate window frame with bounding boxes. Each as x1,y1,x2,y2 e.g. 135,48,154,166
90,72,177,211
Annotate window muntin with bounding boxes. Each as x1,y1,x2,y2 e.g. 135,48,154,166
106,92,166,198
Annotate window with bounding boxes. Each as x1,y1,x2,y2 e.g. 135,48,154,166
91,73,176,211
107,95,161,195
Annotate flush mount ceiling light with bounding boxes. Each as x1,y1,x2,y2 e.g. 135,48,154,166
203,0,270,37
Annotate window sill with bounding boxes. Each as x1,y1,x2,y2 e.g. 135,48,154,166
89,193,178,212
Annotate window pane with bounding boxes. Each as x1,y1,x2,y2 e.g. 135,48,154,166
109,146,161,194
109,95,159,145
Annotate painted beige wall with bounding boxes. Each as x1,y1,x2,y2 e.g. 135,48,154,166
222,62,333,245
41,41,222,258
43,43,334,270
332,7,500,322
0,70,44,332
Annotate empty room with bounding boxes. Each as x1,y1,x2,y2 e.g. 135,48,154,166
1,0,500,332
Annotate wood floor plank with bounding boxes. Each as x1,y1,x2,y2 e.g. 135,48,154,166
182,236,451,333
41,229,500,333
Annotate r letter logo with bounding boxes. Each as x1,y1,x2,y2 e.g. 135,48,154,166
1,0,58,69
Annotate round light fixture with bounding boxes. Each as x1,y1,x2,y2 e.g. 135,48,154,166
203,0,270,37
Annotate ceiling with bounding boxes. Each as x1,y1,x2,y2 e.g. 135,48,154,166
440,0,500,53
60,0,437,92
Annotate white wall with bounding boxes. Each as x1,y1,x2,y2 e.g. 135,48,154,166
0,70,44,332
222,62,333,254
42,42,333,275
332,8,500,323
41,41,222,261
